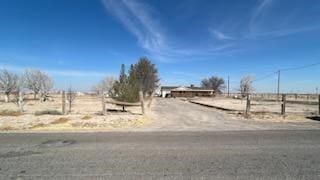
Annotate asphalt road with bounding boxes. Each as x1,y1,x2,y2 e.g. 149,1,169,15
1,131,320,179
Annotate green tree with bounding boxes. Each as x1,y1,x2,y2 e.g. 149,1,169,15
112,64,140,103
112,64,128,102
126,64,139,102
134,57,159,96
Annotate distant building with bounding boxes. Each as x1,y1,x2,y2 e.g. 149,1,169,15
161,86,214,98
160,86,178,98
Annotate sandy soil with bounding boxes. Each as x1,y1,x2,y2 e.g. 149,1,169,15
143,98,320,131
190,97,319,122
1,95,319,132
0,94,151,131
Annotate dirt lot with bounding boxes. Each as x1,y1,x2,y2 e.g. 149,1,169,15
0,95,319,132
190,97,319,122
0,94,149,131
143,98,320,131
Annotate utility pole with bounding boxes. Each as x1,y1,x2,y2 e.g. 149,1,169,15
227,76,230,97
277,70,280,101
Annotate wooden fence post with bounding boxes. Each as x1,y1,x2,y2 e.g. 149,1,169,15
18,91,24,113
245,93,251,118
139,91,145,115
318,95,320,115
281,94,286,117
62,91,66,115
101,92,106,115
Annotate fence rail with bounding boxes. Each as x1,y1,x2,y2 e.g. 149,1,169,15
236,93,320,117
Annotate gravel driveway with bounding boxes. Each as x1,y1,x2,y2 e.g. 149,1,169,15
144,98,320,131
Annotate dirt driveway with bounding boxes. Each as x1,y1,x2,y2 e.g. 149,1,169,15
145,98,320,131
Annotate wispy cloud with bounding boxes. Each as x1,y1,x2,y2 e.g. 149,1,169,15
247,25,320,39
209,29,234,40
102,0,241,62
208,0,320,43
247,0,320,39
249,0,274,32
102,0,166,54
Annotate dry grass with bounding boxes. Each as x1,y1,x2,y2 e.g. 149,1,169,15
0,125,17,130
30,123,47,129
30,118,69,129
50,117,70,125
35,110,62,116
0,110,23,116
81,115,92,120
0,94,145,131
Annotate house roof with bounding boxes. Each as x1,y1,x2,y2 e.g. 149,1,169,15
172,86,192,91
161,86,179,90
162,85,214,92
161,86,214,92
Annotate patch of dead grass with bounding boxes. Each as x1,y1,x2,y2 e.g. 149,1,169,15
35,110,62,116
0,125,17,131
51,117,70,125
71,122,98,128
31,123,47,129
81,115,92,120
0,110,23,116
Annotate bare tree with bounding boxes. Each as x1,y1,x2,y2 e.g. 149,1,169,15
66,87,76,113
0,69,18,103
239,75,254,97
24,70,53,99
93,76,115,96
201,76,225,94
13,77,25,113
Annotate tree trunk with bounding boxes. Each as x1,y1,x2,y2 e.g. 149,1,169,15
69,101,72,113
62,91,66,115
139,91,145,115
4,93,9,103
34,93,37,100
18,91,24,112
101,94,106,115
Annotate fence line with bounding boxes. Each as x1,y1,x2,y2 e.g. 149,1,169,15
242,93,320,118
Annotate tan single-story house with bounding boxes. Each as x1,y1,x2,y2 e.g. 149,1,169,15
161,86,214,98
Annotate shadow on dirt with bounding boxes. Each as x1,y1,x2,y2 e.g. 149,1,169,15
306,116,320,122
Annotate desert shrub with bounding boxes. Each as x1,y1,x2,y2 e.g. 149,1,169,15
81,115,92,120
34,110,62,116
0,110,23,116
30,123,47,129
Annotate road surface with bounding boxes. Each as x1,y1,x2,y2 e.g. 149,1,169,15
1,131,320,179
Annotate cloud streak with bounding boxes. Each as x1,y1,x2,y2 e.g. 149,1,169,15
209,29,233,40
102,0,240,62
102,0,166,54
249,0,274,32
247,25,320,39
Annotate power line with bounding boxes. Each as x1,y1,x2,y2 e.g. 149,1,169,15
254,71,278,82
281,62,320,72
253,61,320,82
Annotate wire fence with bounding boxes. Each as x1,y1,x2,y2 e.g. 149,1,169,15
219,93,320,117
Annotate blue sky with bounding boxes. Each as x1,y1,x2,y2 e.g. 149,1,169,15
0,0,319,93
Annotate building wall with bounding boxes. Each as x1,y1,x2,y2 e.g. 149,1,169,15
161,90,171,98
171,91,213,98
